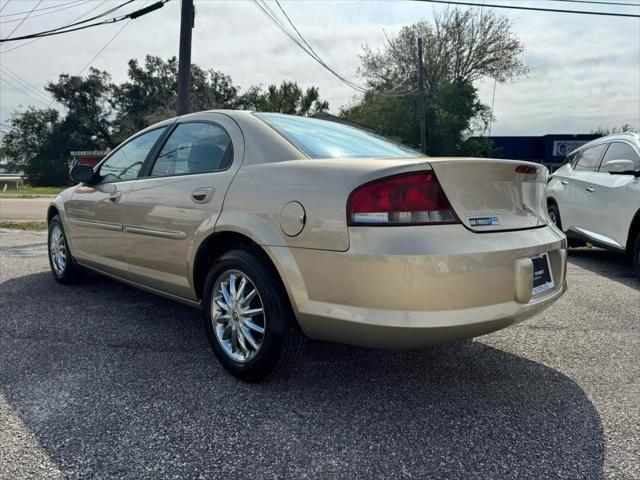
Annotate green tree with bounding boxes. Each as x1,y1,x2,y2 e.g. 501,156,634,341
343,79,490,155
113,56,242,139
344,8,526,155
46,68,116,149
2,69,118,185
591,124,636,136
240,81,329,115
191,65,240,111
0,108,68,185
113,56,178,139
460,136,494,158
1,57,331,185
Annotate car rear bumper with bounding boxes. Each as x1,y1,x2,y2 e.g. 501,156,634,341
267,224,567,348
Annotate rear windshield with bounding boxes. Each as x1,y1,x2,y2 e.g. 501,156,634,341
255,113,421,159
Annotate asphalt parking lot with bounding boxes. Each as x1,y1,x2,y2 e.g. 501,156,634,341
0,229,638,480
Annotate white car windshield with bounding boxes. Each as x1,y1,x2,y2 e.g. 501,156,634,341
256,113,422,159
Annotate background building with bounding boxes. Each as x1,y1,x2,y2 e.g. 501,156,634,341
475,134,601,171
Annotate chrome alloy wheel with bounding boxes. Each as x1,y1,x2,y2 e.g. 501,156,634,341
212,270,266,363
49,224,67,275
548,208,557,226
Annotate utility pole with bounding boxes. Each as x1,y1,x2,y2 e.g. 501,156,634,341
417,37,426,155
177,0,194,116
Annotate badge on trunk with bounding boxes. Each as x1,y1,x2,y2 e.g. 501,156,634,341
469,216,500,226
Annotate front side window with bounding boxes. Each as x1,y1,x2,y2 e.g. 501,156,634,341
600,142,640,170
574,143,607,172
255,113,421,159
99,128,166,183
567,150,580,168
150,122,233,177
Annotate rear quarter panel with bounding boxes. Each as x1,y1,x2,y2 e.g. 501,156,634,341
216,158,432,251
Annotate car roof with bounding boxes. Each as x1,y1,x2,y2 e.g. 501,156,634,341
572,132,640,154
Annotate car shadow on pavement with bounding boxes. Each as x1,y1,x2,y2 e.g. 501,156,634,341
0,271,604,479
568,247,638,291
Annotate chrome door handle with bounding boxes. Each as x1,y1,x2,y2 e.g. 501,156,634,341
585,187,595,193
560,180,568,185
191,187,214,204
109,191,122,202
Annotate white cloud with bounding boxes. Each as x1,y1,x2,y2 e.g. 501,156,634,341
1,0,638,136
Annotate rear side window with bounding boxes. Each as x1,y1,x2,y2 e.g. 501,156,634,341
150,122,233,177
600,142,640,170
255,113,421,159
574,144,607,172
100,128,166,183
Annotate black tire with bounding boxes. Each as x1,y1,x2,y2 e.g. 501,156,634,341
634,231,640,282
47,215,81,284
202,248,304,382
548,203,562,230
548,203,585,248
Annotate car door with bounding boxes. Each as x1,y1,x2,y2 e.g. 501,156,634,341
65,127,168,277
551,145,605,231
549,150,580,230
121,113,244,300
588,141,640,249
564,143,608,235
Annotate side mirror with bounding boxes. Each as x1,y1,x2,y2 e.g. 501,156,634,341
603,159,639,176
70,164,96,184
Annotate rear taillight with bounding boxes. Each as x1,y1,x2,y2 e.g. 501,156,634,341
347,171,459,226
515,165,538,174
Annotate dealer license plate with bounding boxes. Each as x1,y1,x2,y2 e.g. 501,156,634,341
531,254,555,295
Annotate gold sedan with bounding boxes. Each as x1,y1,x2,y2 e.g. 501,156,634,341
47,111,567,381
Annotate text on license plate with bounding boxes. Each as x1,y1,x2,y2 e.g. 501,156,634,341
531,254,555,295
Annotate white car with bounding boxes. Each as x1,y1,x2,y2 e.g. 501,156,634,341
547,133,640,280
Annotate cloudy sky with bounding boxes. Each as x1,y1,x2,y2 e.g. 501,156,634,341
1,0,639,136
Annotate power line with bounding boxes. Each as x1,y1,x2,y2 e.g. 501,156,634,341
254,0,359,91
0,75,50,107
0,0,87,17
0,65,52,104
271,0,367,92
76,22,130,76
414,0,640,17
0,122,14,136
254,0,416,97
77,0,150,76
488,78,497,137
0,1,169,43
0,122,15,137
275,0,416,96
3,0,43,39
2,1,152,113
0,1,11,14
1,0,109,53
1,0,94,24
256,0,367,92
38,0,145,109
2,0,135,39
548,0,640,6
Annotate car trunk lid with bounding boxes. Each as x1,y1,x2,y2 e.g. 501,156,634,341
427,158,548,232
